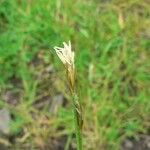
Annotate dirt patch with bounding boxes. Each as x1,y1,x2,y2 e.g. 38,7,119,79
121,134,150,150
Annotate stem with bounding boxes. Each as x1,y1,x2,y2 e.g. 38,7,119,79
74,109,82,150
73,94,82,150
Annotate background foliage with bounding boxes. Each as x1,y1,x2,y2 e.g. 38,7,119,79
0,0,150,149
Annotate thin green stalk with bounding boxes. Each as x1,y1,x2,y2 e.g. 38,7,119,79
73,94,82,150
54,41,83,150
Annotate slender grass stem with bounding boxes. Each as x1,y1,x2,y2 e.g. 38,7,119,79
54,41,83,150
73,95,82,150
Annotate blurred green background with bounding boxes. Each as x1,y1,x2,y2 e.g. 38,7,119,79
0,0,150,149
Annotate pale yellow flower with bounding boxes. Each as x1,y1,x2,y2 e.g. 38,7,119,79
54,41,74,68
54,41,75,90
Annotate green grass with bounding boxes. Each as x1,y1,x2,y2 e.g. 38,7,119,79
0,0,150,149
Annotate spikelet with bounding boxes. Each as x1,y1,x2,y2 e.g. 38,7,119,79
54,41,74,69
54,41,75,91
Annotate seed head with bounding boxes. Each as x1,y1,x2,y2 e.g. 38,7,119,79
54,41,75,90
54,41,74,69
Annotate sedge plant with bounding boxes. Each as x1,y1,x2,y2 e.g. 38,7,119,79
54,41,83,150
